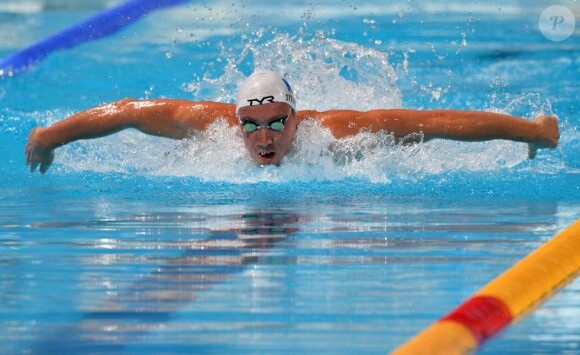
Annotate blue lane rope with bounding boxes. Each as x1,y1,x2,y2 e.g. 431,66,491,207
0,0,189,77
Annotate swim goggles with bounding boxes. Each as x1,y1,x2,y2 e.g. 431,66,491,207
240,110,291,132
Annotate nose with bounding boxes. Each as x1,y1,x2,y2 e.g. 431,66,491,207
255,128,274,147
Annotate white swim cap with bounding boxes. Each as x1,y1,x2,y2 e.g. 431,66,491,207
236,70,296,114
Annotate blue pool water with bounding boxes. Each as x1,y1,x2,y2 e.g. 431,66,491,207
1,0,579,353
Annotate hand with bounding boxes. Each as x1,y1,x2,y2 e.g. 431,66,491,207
25,127,55,173
528,115,559,159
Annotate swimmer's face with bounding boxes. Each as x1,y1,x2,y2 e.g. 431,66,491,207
237,102,297,166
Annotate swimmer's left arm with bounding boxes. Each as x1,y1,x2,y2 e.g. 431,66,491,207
316,109,560,159
392,110,559,159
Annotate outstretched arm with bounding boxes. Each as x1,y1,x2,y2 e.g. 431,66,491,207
25,99,235,173
312,109,559,159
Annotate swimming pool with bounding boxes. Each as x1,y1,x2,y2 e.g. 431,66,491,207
1,0,579,353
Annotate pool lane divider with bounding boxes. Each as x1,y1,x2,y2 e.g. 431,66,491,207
392,218,580,354
0,0,189,77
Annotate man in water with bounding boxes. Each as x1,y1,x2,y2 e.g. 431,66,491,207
26,69,560,173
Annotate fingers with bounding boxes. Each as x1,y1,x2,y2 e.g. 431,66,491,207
39,151,54,174
553,122,561,148
25,127,49,173
29,160,40,173
25,144,30,166
25,141,39,172
25,128,35,168
25,134,34,166
545,116,560,148
528,145,537,160
531,115,560,152
28,154,52,173
26,141,36,171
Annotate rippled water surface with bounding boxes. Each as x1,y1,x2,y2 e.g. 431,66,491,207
1,0,579,353
2,177,578,353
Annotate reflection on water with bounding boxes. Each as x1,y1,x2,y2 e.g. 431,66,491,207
1,199,576,353
27,210,299,352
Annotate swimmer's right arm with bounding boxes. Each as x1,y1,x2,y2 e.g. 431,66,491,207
25,99,236,173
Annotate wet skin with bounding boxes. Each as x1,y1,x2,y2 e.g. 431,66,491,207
237,102,298,166
24,98,560,173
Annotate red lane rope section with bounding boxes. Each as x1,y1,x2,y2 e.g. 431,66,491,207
441,295,513,344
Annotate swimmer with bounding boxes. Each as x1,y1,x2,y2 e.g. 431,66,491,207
25,69,560,173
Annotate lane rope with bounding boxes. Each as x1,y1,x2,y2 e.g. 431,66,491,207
392,219,580,354
0,0,189,77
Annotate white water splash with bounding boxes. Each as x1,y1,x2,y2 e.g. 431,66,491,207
51,114,531,183
182,32,402,111
17,33,562,182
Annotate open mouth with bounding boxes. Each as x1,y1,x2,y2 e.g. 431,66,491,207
258,151,276,163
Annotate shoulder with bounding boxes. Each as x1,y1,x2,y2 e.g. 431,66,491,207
174,101,237,130
295,109,416,138
176,101,235,116
297,109,370,138
296,109,320,122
